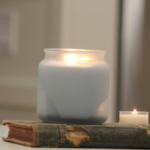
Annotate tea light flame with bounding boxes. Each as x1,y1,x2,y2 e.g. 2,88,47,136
133,109,137,114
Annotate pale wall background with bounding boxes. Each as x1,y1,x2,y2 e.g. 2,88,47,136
0,0,119,123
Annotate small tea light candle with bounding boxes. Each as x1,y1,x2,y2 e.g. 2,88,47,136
119,109,149,125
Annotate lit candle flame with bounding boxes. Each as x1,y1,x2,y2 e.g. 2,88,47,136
67,49,75,51
64,54,89,66
133,109,137,114
65,54,77,61
65,54,77,66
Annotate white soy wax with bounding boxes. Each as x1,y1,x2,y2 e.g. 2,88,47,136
37,49,110,124
119,110,149,125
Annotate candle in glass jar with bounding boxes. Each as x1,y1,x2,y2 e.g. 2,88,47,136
37,48,110,124
119,109,149,125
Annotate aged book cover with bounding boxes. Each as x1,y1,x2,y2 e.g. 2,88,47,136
2,120,150,148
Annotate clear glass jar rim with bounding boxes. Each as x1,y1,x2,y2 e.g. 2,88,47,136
44,48,106,54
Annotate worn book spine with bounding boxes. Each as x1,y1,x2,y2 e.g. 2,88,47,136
2,120,150,148
31,124,150,148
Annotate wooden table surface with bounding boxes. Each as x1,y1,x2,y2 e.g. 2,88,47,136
0,125,142,150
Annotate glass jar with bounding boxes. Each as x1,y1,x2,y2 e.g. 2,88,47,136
37,48,110,124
